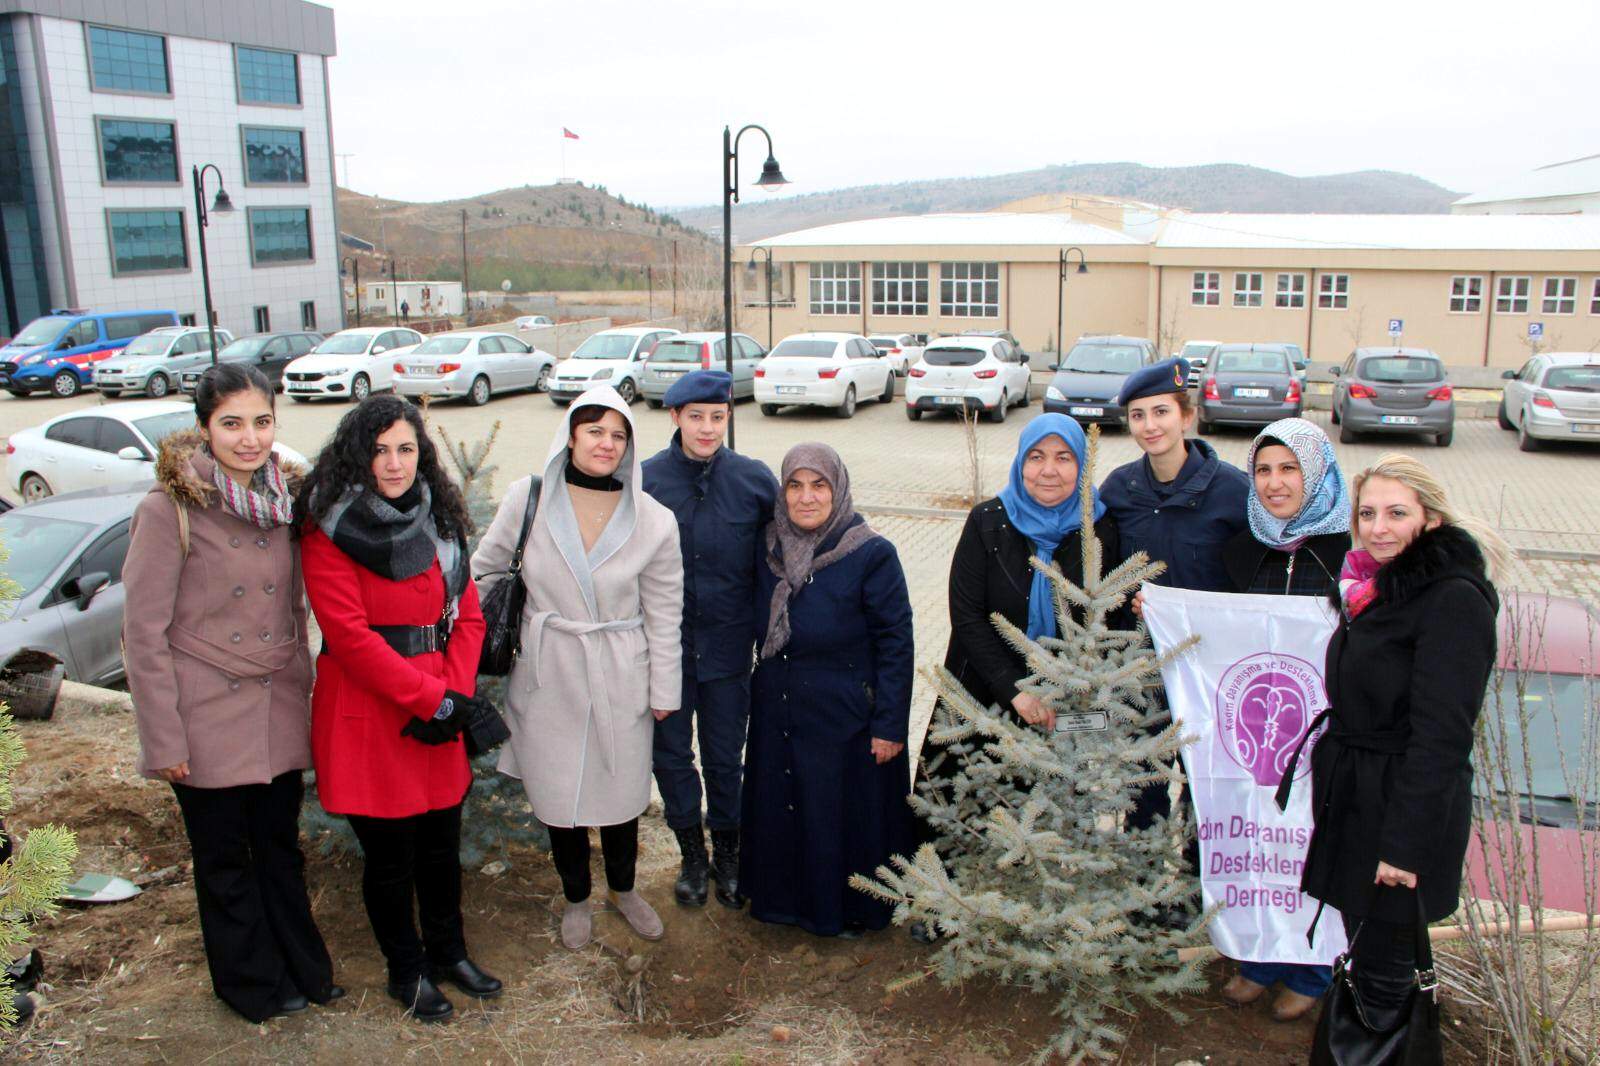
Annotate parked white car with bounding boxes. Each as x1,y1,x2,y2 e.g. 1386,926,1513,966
905,335,1032,422
868,333,922,377
1498,352,1600,452
1177,340,1221,388
514,315,554,331
549,326,679,405
283,326,421,402
93,326,234,398
393,331,556,405
754,333,895,419
6,400,307,502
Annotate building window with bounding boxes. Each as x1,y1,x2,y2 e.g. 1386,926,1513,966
300,300,317,329
1191,271,1220,306
1448,275,1483,313
95,118,179,184
940,262,999,317
242,126,306,184
1496,276,1530,314
86,26,169,95
1232,272,1264,308
1591,279,1600,316
178,313,196,326
808,262,860,315
107,209,187,275
236,46,301,105
254,306,271,333
1543,276,1577,315
1317,273,1350,309
870,262,928,316
248,207,313,265
1274,273,1306,309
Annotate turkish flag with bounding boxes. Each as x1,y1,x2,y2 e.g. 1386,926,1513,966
562,127,580,140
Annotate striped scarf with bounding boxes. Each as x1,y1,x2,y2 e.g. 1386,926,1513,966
209,451,295,530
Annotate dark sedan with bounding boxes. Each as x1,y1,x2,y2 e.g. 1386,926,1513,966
179,331,322,394
1198,343,1303,433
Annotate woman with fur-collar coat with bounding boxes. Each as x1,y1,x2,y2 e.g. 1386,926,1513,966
123,365,339,1023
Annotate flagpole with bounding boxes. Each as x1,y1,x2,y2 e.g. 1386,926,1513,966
561,131,566,184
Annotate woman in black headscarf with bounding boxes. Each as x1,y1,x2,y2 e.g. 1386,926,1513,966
740,443,915,937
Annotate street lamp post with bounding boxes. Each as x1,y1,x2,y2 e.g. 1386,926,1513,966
191,163,234,364
388,258,403,326
1056,247,1088,367
722,123,788,450
749,247,774,351
341,256,362,327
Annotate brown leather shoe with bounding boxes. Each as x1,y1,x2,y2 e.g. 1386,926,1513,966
1272,988,1320,1022
1221,974,1267,1005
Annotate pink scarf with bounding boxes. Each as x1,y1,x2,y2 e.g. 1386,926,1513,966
1338,549,1381,618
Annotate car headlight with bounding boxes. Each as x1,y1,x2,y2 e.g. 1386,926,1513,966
592,368,614,381
1046,386,1065,401
22,354,43,366
321,367,348,376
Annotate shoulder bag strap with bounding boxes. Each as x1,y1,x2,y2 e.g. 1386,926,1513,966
1414,890,1438,998
507,476,542,577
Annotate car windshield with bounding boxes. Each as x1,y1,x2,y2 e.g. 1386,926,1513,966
868,337,902,348
120,334,172,358
131,411,194,446
1214,350,1289,373
769,339,837,359
1063,344,1142,374
651,339,706,364
11,316,70,347
415,336,471,355
923,346,985,367
1480,673,1596,802
1545,366,1600,392
314,335,374,355
219,337,269,360
1359,357,1442,383
572,334,637,359
0,513,94,598
1180,343,1215,359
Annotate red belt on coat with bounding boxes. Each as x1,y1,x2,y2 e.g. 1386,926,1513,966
522,611,645,774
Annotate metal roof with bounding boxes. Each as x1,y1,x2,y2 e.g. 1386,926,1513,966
751,213,1142,249
1153,212,1600,251
1453,154,1600,207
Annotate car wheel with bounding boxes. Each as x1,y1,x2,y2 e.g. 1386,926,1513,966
1339,421,1357,444
1197,413,1212,435
350,374,371,402
1436,426,1453,448
468,375,491,407
616,378,637,404
146,373,170,398
760,403,779,417
535,365,552,393
6,390,26,398
835,386,856,419
906,404,922,421
645,398,663,410
1518,419,1540,452
879,373,895,403
988,392,1008,424
1496,399,1514,431
20,473,51,501
51,370,80,398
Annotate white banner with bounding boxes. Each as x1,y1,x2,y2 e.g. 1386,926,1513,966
1142,584,1346,965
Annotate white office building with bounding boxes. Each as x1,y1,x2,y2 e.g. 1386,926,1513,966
0,0,340,339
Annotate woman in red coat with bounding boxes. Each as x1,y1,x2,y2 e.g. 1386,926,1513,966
295,395,495,1023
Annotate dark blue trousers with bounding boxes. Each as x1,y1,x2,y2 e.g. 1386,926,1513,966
652,671,751,831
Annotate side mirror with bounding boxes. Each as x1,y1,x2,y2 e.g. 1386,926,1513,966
116,445,145,461
372,345,388,355
57,338,74,351
1049,362,1060,372
69,571,111,611
1328,366,1341,377
1501,369,1516,380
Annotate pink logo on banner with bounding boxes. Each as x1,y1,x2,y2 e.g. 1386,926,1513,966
1214,653,1327,787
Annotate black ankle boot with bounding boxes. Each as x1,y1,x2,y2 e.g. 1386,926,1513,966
709,828,744,909
672,824,710,907
387,974,453,1022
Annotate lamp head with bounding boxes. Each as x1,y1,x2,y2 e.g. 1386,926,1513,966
1076,261,1089,275
755,154,789,188
210,186,234,214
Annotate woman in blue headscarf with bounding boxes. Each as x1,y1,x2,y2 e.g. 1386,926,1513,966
1215,417,1351,1021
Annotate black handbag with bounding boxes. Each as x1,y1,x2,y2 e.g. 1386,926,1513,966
1311,892,1444,1066
476,476,541,676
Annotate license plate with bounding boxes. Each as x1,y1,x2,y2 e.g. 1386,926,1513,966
287,384,315,392
1069,406,1103,416
406,366,433,375
1574,423,1600,435
1234,387,1270,399
1380,415,1419,425
776,385,805,395
656,368,686,377
936,396,965,405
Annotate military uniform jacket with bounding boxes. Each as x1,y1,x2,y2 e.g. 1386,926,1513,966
1098,439,1250,592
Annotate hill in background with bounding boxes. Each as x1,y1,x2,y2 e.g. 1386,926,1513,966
674,162,1460,241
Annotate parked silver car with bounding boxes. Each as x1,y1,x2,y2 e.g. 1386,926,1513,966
393,331,555,405
640,332,763,407
1330,347,1455,447
0,485,144,686
1197,343,1304,433
94,326,234,398
1498,352,1600,452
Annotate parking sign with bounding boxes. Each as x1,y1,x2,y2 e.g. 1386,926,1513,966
1387,318,1404,337
1528,322,1545,339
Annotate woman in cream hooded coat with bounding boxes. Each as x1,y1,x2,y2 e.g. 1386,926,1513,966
472,386,683,949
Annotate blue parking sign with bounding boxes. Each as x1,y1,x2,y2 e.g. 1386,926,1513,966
1528,322,1545,339
1387,318,1403,336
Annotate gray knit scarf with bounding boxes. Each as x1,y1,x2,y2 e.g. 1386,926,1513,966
759,442,879,659
316,481,468,606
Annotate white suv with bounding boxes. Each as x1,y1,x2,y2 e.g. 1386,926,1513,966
905,335,1032,422
755,333,895,419
283,326,422,402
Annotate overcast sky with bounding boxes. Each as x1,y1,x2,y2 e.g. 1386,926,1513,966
324,0,1599,210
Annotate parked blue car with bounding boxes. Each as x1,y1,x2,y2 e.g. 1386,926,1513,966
0,309,180,398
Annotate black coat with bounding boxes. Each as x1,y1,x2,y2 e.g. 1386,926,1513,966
1099,440,1250,593
1299,525,1499,924
1221,530,1350,598
940,497,1122,712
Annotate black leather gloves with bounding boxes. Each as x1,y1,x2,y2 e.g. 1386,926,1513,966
400,690,474,745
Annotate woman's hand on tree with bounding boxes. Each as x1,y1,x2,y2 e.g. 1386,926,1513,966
1012,693,1056,732
652,708,674,721
870,738,904,764
153,762,190,783
1374,861,1418,889
1131,590,1146,618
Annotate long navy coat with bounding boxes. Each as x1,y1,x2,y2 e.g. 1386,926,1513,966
642,434,779,681
1099,439,1249,592
741,517,915,936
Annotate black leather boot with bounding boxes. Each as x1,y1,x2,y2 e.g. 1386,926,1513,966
672,824,710,907
387,974,454,1022
709,828,744,909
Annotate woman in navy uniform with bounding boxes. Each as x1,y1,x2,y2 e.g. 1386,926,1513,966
641,370,779,909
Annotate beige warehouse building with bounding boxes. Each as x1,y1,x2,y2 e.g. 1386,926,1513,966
736,196,1600,370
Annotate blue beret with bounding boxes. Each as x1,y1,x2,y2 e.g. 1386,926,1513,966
1117,357,1191,408
663,369,733,408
